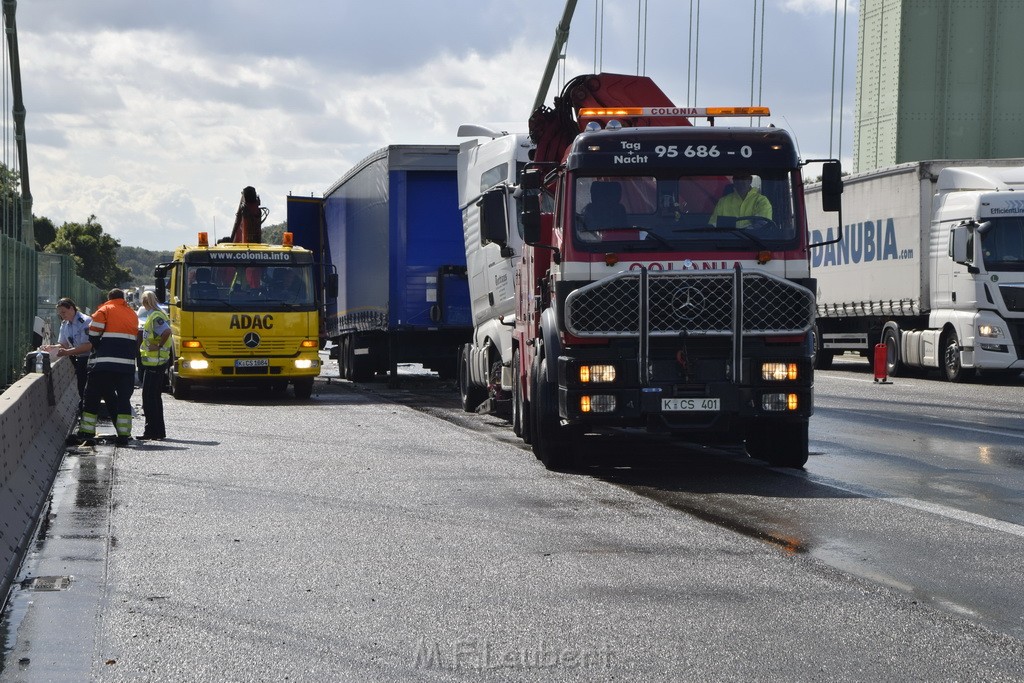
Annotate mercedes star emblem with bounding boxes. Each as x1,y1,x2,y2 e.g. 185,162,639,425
671,286,705,320
243,332,261,348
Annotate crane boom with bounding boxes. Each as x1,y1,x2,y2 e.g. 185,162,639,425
531,0,578,114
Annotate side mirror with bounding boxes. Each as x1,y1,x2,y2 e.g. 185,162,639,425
326,272,339,299
520,167,544,191
153,263,169,303
821,160,843,213
951,224,972,265
522,194,542,244
479,188,509,248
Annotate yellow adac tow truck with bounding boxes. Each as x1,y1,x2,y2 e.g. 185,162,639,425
155,230,323,399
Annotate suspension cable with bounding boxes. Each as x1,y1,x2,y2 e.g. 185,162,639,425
643,0,649,75
750,0,757,109
635,0,648,76
838,0,849,161
693,0,701,106
757,0,765,107
687,0,694,105
829,0,839,157
749,0,766,124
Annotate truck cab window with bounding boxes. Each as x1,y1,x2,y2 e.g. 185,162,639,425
981,218,1024,270
573,172,796,250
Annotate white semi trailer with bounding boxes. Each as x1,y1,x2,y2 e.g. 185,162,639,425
805,160,1024,381
455,127,533,413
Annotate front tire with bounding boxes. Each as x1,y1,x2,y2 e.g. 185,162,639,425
746,420,809,468
167,355,191,400
511,349,524,438
812,324,833,370
531,358,573,470
883,327,902,377
458,344,487,412
293,377,314,400
943,330,974,383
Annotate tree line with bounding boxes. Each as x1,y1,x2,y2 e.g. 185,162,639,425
33,212,288,291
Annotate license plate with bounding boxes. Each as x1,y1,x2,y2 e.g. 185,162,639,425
661,398,720,412
235,358,269,368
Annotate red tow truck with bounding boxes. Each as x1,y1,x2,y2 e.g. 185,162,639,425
476,73,843,469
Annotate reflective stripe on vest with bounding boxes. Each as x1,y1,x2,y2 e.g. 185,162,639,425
141,310,171,366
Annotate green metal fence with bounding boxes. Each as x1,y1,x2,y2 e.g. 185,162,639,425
36,252,104,347
0,233,36,387
0,247,103,390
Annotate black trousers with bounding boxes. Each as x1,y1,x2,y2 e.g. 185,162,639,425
141,364,168,438
71,357,89,411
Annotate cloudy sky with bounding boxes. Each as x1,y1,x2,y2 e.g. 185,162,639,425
12,0,858,251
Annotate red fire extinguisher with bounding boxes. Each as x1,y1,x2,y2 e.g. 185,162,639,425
873,342,889,383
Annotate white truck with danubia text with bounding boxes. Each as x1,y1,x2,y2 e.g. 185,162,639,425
806,160,1024,381
475,72,843,470
154,231,323,399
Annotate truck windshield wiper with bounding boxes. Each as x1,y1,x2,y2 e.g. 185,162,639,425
671,225,769,250
714,228,769,250
641,230,674,249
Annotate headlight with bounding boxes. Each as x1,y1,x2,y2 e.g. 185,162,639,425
581,395,616,413
294,359,318,369
978,324,1003,338
762,393,798,411
580,364,616,383
185,359,209,370
762,362,798,381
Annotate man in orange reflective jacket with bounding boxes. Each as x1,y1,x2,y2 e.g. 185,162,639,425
68,288,140,447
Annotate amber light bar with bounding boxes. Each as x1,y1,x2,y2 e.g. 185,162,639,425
578,106,771,118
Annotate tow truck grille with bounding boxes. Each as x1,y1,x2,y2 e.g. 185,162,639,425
565,270,814,337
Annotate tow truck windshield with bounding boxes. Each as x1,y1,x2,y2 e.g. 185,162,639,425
572,172,798,252
183,264,314,309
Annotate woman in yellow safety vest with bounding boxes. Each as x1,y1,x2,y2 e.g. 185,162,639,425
138,290,171,440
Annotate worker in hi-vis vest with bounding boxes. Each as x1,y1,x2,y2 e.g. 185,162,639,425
138,290,171,441
68,288,139,447
709,174,772,228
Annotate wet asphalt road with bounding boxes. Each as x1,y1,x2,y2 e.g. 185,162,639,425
2,356,1024,681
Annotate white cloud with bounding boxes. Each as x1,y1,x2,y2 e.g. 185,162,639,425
13,1,859,250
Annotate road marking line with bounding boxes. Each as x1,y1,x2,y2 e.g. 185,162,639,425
891,498,1024,538
798,472,1024,539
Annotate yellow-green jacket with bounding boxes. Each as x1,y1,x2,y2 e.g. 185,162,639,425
710,188,772,227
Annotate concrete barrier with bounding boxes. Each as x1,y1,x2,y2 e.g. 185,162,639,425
0,357,79,605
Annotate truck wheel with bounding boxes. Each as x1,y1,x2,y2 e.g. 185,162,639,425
293,378,314,400
531,358,573,470
746,420,809,468
351,341,373,383
458,344,487,412
812,325,833,370
169,363,191,400
882,328,902,377
511,349,524,438
338,337,350,380
943,331,974,383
